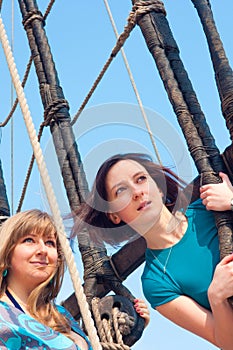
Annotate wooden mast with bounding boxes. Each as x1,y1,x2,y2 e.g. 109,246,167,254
17,3,146,342
131,0,233,258
0,159,10,222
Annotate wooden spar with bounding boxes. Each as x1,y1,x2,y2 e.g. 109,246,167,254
131,0,233,259
17,0,147,327
62,236,147,318
131,0,224,172
16,0,233,319
17,0,89,211
190,0,233,183
191,0,233,140
0,159,10,220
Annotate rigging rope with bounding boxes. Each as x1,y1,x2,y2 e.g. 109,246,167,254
103,0,162,165
0,0,55,128
0,15,102,350
71,0,164,126
0,0,58,212
16,123,44,213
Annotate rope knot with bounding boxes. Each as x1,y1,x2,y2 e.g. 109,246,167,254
43,98,70,125
113,308,135,336
22,10,45,29
132,0,166,23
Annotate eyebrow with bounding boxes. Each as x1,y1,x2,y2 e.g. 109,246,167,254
110,171,146,192
23,232,56,240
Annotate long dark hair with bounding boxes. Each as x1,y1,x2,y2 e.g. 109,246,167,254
73,153,188,245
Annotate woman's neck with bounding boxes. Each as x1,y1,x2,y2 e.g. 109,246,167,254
6,284,30,307
145,207,187,249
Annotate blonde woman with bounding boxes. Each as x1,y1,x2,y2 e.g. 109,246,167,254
0,209,92,350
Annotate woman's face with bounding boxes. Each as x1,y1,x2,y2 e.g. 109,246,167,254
105,159,164,234
8,231,58,290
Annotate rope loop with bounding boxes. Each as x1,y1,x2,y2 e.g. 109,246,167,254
43,99,70,126
222,92,233,130
92,298,132,350
111,1,165,58
200,171,221,187
112,307,135,337
132,0,166,23
22,10,45,29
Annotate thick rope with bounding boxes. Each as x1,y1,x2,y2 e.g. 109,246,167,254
0,16,102,350
103,0,162,165
10,0,15,214
112,307,134,344
92,298,131,350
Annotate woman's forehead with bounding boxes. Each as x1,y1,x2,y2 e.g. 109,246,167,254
106,159,147,183
20,229,56,239
113,159,146,172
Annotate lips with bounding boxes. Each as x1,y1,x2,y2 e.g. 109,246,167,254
31,261,48,266
137,201,151,211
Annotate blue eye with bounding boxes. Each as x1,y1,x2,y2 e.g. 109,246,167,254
46,240,56,247
23,237,34,243
116,186,127,196
137,175,147,183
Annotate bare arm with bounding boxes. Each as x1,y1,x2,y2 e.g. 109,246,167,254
200,172,233,211
156,254,233,350
156,297,216,346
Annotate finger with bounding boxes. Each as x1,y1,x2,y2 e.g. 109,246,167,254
200,191,206,199
200,185,208,193
135,305,147,312
134,299,145,307
219,172,232,187
135,303,148,312
219,253,233,265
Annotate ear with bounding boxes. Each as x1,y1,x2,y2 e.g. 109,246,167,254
158,188,164,197
158,188,165,202
107,212,121,225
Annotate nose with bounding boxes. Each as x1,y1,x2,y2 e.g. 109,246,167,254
36,239,47,254
132,186,144,200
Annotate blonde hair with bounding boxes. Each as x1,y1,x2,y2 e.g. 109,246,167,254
0,209,72,335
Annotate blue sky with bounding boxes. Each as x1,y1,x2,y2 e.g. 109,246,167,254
1,1,233,349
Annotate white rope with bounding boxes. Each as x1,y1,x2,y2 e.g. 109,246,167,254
103,0,162,165
10,0,15,214
0,15,102,350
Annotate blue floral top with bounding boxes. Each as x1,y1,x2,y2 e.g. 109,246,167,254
0,301,93,349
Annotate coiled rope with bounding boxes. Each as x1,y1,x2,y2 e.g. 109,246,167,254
92,298,133,350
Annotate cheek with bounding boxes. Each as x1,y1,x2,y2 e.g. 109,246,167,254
50,249,58,263
109,193,132,213
11,246,28,263
116,203,139,225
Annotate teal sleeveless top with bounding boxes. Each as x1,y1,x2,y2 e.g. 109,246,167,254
141,199,220,310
